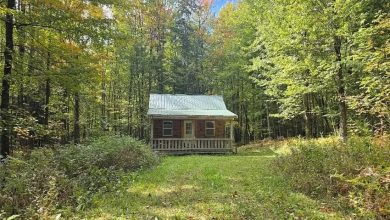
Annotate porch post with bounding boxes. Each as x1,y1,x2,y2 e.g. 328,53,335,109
150,119,154,148
230,120,234,152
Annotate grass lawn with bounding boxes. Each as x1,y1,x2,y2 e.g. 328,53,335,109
81,146,345,219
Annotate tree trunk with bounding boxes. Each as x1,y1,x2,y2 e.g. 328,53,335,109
303,93,313,138
1,0,16,158
44,79,50,124
334,36,348,142
74,92,80,144
128,71,133,135
319,96,331,135
266,103,271,138
44,52,51,126
101,71,108,131
243,105,250,144
60,90,69,144
17,2,26,108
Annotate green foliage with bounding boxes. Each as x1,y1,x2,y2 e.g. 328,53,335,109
207,0,390,140
0,0,388,152
349,3,390,124
209,1,269,143
0,136,158,219
274,136,390,218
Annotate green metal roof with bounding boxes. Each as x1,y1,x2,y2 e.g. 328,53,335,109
147,94,237,118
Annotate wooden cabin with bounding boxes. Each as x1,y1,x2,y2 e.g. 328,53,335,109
147,94,237,154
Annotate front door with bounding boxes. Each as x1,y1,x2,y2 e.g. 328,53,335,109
184,120,194,139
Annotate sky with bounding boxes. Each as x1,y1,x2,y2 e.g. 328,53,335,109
211,0,237,14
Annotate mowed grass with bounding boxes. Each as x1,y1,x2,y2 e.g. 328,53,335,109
81,146,345,219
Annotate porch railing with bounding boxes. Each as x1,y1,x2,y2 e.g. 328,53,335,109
151,138,233,151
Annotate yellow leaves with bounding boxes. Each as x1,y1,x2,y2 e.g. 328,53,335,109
30,0,65,10
63,40,82,54
28,0,107,20
82,4,105,19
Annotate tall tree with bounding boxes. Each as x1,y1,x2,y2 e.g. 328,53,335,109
1,0,16,157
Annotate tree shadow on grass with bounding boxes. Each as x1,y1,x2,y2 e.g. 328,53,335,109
236,146,278,157
163,146,278,157
96,183,242,219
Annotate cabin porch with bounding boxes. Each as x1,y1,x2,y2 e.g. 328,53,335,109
151,138,233,154
150,118,235,154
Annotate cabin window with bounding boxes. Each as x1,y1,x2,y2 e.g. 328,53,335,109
163,121,173,136
185,122,193,135
205,121,215,137
225,126,229,138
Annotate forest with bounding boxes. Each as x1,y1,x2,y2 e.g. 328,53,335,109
0,0,389,219
0,0,389,153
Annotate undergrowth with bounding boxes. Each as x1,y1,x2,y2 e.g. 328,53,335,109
0,136,159,219
274,136,390,219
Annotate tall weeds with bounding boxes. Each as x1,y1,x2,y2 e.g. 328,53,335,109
0,136,159,219
274,136,390,219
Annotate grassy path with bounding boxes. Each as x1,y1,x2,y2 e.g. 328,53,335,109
83,147,343,219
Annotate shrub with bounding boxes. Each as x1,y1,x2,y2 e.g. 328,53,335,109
0,136,158,219
274,136,390,219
